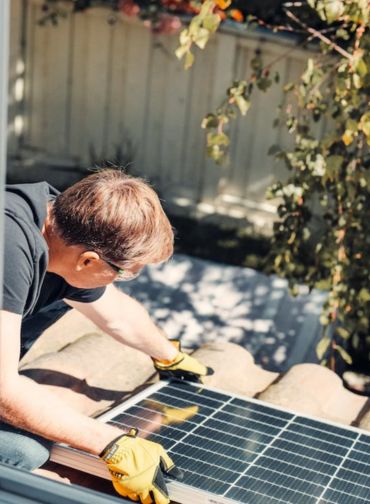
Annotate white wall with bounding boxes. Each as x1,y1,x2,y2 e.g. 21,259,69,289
9,1,319,222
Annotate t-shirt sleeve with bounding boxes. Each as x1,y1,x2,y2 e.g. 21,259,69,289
1,217,33,314
64,285,106,304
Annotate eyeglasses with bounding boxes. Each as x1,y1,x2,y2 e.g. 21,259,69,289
102,257,142,281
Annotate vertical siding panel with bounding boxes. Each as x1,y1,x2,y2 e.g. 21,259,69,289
28,4,49,149
105,18,130,165
8,0,23,154
121,22,152,172
43,14,71,154
223,43,252,199
83,8,112,164
159,37,192,194
180,40,216,202
68,11,88,162
200,32,236,204
142,34,170,183
22,0,35,148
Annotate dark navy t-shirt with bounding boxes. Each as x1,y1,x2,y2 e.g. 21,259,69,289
1,182,105,318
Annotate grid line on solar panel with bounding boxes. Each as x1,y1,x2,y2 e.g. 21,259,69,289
133,398,290,435
231,474,321,502
166,384,227,404
315,432,360,503
342,458,369,475
124,399,358,461
167,382,231,402
295,416,358,440
124,400,279,440
279,430,349,456
329,478,370,499
163,385,293,425
151,390,289,432
110,414,262,465
352,442,370,454
359,433,370,445
230,397,292,420
287,422,355,447
109,412,348,481
135,392,362,459
168,395,235,455
226,486,301,504
336,468,370,489
321,488,369,504
270,438,344,465
224,408,295,497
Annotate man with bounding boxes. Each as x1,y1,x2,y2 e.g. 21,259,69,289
0,169,212,503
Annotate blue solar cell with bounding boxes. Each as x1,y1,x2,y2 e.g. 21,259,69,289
329,477,370,501
358,433,370,446
321,488,369,504
294,417,357,441
231,397,292,421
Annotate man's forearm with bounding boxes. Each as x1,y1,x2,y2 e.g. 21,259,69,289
0,375,122,455
105,298,177,361
68,286,178,361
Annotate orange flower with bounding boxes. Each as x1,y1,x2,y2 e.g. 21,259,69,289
230,9,243,22
214,0,232,10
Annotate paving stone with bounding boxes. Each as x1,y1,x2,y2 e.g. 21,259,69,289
192,342,278,396
20,332,154,417
259,362,367,425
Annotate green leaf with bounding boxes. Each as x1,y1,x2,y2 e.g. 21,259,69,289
185,51,194,70
193,27,210,50
201,113,219,129
207,132,230,146
335,345,352,364
175,44,188,60
235,96,251,116
203,14,221,33
359,288,370,303
316,337,331,360
335,327,350,340
360,111,370,138
268,145,281,156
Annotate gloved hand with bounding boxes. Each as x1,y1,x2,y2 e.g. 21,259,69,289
153,340,214,382
100,428,182,504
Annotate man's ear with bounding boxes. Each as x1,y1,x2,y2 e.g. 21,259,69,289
76,251,100,271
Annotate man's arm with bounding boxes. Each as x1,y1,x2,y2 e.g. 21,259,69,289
0,309,123,454
65,284,178,361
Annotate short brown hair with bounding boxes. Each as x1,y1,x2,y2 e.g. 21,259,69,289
52,169,174,266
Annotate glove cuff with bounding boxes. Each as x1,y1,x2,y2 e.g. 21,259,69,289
153,339,181,366
100,428,138,460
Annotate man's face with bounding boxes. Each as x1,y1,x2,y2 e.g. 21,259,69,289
50,246,144,289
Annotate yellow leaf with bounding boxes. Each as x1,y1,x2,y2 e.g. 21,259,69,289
214,0,231,9
342,131,353,146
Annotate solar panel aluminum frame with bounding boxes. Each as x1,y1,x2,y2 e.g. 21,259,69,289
51,380,370,504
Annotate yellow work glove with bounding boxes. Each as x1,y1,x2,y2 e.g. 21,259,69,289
153,340,214,383
100,428,182,504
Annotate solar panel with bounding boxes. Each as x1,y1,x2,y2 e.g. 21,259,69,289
51,380,370,504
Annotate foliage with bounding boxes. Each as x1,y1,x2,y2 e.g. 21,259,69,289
191,0,370,371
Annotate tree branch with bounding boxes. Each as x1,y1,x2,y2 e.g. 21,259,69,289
284,9,353,60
